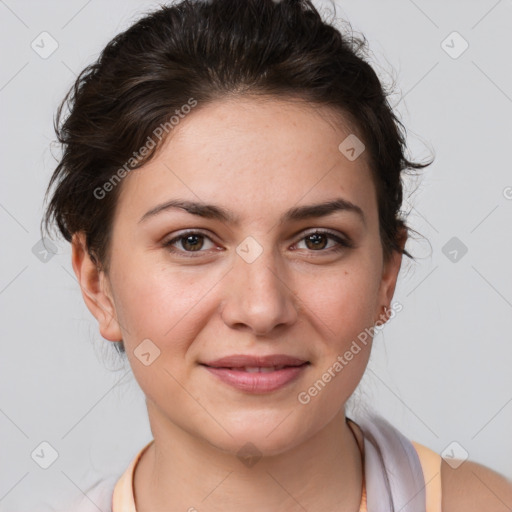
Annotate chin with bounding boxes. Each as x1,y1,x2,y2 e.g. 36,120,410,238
204,413,316,459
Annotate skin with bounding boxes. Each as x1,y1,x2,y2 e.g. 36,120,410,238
70,96,512,511
441,460,512,512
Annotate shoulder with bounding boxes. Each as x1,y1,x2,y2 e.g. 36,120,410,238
441,458,512,512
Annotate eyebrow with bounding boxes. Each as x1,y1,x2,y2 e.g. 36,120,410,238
139,198,366,226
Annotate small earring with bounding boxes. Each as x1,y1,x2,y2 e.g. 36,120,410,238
375,305,388,325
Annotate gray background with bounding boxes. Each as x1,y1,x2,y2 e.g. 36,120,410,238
1,0,511,509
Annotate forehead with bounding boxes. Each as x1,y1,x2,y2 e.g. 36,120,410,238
116,96,377,226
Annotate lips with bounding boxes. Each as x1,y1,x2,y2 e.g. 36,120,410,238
236,365,288,373
201,354,309,369
200,354,310,393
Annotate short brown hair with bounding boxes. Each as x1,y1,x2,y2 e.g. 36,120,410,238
43,0,432,330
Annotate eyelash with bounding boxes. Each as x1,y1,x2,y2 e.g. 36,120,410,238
161,229,353,258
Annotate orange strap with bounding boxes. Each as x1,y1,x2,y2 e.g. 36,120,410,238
411,441,443,512
113,440,441,512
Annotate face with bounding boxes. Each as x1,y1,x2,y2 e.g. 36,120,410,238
74,97,403,457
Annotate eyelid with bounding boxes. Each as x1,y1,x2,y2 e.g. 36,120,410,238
162,227,353,257
298,227,350,242
293,228,354,252
162,229,217,251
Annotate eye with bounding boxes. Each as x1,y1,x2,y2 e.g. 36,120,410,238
162,229,353,258
293,230,353,254
162,230,217,256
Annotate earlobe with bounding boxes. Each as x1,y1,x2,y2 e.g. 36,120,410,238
375,232,406,324
383,248,404,302
71,232,123,342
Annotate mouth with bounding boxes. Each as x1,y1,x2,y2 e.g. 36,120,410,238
200,354,310,368
199,361,311,393
200,363,309,372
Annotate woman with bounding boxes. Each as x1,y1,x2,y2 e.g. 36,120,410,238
43,0,512,510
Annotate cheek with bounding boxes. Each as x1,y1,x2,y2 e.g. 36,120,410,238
301,262,381,344
111,259,224,352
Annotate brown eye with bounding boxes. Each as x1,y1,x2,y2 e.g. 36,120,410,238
304,233,329,250
295,230,352,253
162,231,216,256
180,234,205,252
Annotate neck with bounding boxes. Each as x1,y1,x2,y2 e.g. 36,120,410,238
134,405,364,512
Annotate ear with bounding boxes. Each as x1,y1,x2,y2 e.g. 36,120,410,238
71,232,122,342
375,228,406,323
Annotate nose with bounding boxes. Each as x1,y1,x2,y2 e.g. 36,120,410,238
220,245,299,336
